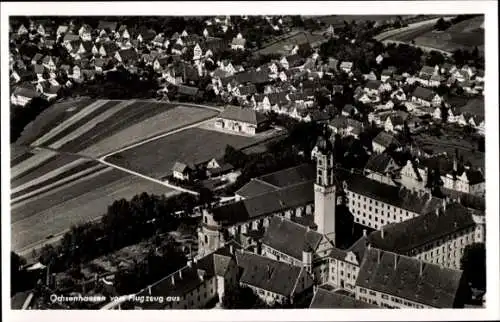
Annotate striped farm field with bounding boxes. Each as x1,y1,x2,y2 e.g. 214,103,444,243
106,127,266,180
79,105,219,158
50,100,180,154
12,171,176,252
11,151,85,188
15,97,95,146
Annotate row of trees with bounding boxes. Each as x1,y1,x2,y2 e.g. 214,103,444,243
34,192,202,274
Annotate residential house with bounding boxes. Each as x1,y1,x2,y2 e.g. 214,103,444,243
372,131,400,153
341,104,358,117
380,69,392,82
11,84,40,107
383,111,408,133
17,24,28,36
231,33,246,50
363,71,377,81
364,153,399,186
310,288,376,308
339,61,353,74
172,162,192,181
205,158,234,179
328,116,364,139
411,87,442,107
115,48,138,65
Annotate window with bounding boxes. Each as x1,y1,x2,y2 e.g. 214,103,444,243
359,288,367,294
204,217,207,224
375,217,378,222
381,294,389,300
204,236,208,243
375,209,378,214
375,201,378,206
369,291,376,296
369,206,372,211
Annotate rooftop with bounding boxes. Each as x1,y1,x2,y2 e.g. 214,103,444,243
236,251,305,297
262,216,324,261
309,288,376,308
367,202,482,253
219,105,268,126
356,248,463,308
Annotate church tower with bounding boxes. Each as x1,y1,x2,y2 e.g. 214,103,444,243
314,136,337,243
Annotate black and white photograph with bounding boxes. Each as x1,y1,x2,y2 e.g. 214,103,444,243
1,1,499,321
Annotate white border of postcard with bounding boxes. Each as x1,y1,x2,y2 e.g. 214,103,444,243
2,1,499,321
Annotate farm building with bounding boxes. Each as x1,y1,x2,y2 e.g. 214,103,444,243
216,106,269,136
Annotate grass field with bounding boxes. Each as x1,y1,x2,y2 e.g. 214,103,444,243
12,170,176,252
388,16,484,53
107,127,265,179
79,105,219,158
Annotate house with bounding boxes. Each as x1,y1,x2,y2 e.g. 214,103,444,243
380,69,392,82
98,20,118,33
429,74,443,87
363,71,377,81
231,33,246,50
236,251,314,306
364,153,399,186
11,84,40,107
233,84,257,98
205,158,234,178
339,61,353,74
341,104,358,117
176,85,199,98
364,80,384,96
56,25,69,36
411,87,442,107
419,65,438,78
390,89,407,102
383,111,409,133
115,48,138,64
172,162,192,181
17,24,29,35
216,106,269,135
280,55,305,70
372,131,400,153
328,116,362,139
99,42,119,57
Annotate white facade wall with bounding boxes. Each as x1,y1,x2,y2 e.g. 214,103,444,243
345,190,420,230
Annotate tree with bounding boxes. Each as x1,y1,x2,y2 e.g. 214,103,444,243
221,285,267,309
434,18,451,31
460,243,486,290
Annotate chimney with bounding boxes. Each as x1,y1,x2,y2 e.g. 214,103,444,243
419,261,424,276
377,249,381,264
179,269,183,279
229,244,234,255
171,275,175,285
148,286,152,295
442,199,447,212
187,260,193,268
394,254,398,270
435,208,440,216
381,227,385,239
367,243,371,250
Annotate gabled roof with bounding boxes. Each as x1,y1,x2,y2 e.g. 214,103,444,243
236,251,306,296
262,216,323,261
98,20,118,31
177,85,199,96
356,248,463,308
172,161,190,173
367,202,482,254
365,153,397,174
412,86,437,102
219,106,268,126
373,131,399,148
117,48,138,62
12,85,40,99
365,80,382,90
63,33,80,42
420,65,435,76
